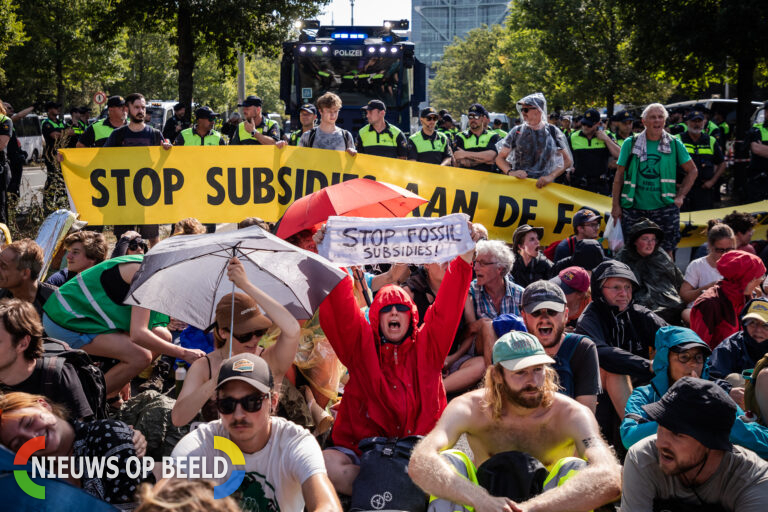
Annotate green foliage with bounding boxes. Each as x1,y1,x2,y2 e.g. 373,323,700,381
0,0,25,83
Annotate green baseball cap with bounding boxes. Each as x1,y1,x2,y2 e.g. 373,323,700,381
492,331,555,372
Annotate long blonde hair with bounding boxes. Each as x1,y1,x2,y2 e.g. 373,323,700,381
136,479,239,512
481,363,560,421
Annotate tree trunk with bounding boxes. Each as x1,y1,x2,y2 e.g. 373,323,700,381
732,56,755,201
55,37,64,103
176,0,195,121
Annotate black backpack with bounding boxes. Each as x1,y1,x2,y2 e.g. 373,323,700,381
306,126,354,150
42,338,109,420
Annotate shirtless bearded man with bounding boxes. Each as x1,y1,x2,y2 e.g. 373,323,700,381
408,331,621,512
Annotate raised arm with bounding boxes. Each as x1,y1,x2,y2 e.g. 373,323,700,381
171,356,216,426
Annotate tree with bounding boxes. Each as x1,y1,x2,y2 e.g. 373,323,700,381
100,0,328,118
512,0,671,116
0,0,25,83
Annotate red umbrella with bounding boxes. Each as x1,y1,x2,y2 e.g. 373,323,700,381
275,178,428,239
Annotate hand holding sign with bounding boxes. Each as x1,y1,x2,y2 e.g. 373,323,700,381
318,213,475,266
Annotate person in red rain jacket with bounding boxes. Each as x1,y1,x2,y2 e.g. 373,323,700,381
318,243,475,496
691,250,766,349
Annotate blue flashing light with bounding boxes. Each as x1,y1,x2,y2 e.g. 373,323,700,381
332,32,367,40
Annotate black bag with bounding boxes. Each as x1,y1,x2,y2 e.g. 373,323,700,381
476,451,548,503
350,436,427,512
42,338,109,420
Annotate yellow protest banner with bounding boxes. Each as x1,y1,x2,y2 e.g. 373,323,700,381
60,146,768,248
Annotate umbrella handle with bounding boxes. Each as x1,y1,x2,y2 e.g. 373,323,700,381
353,267,373,307
228,248,239,359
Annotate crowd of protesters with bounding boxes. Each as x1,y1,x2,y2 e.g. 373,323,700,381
0,90,767,512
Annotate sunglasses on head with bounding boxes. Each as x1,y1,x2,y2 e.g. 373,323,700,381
216,392,268,415
225,328,269,343
530,308,560,318
380,304,410,314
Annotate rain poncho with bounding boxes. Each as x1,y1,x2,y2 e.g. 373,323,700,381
620,326,768,457
499,93,571,178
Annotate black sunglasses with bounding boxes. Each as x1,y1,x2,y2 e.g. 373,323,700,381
530,308,560,318
216,393,268,415
521,107,534,114
425,115,439,121
127,238,148,252
225,328,269,343
380,304,410,313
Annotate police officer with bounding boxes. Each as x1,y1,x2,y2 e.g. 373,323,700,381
41,101,65,193
174,107,226,146
288,104,317,146
64,106,86,148
746,101,768,201
354,99,408,159
77,96,127,148
162,102,189,141
230,95,279,145
453,103,500,172
667,107,687,135
676,109,725,211
712,109,730,151
407,107,453,165
491,118,508,138
437,114,458,146
567,108,620,195
0,103,12,223
612,110,635,148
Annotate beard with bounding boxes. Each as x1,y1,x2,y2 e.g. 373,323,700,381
658,446,709,477
129,112,144,123
501,382,544,409
537,323,565,349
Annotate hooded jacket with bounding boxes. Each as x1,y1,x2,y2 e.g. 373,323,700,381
621,326,768,457
709,298,768,379
319,257,472,453
575,260,667,380
691,250,766,349
615,219,684,321
510,252,554,288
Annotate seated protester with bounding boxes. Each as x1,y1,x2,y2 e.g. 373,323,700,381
679,222,735,324
621,378,768,512
170,354,341,512
745,354,768,426
0,392,146,505
0,239,56,319
510,224,554,288
404,261,485,395
550,266,592,330
552,208,602,263
42,255,206,395
0,298,93,420
723,210,758,255
621,326,768,458
171,217,206,236
575,260,666,451
464,239,524,367
135,479,240,512
319,244,474,496
552,238,606,275
46,231,108,287
691,250,766,349
518,280,600,412
616,218,685,324
171,257,300,427
709,298,768,406
408,331,622,512
110,231,148,258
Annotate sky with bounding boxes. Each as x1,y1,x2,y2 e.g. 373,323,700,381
317,0,412,27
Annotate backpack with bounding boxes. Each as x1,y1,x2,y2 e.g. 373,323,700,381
306,126,353,150
42,338,109,420
551,334,584,398
543,235,575,262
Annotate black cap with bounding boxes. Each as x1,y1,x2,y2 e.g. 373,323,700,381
217,353,274,393
613,110,635,122
581,108,601,127
173,102,184,112
522,280,566,314
195,106,219,120
686,110,706,121
493,118,502,125
78,106,91,114
467,103,488,117
300,103,317,115
362,99,386,111
107,96,125,108
643,377,735,451
43,101,61,110
238,95,263,107
420,106,438,118
69,106,80,114
442,114,454,123
572,208,602,228
512,224,544,251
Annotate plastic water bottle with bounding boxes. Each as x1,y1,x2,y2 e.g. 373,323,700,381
175,362,187,398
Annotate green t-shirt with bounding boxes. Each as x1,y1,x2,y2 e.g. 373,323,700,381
617,137,691,210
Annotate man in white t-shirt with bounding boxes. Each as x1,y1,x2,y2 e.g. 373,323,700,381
171,353,341,512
